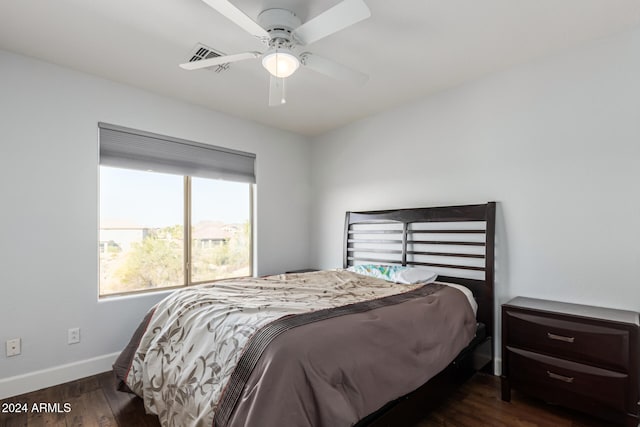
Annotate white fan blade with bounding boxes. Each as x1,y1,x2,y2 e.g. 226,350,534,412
200,0,269,40
300,53,368,85
268,75,286,107
179,52,260,70
292,0,371,45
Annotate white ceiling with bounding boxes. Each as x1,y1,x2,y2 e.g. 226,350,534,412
1,0,640,136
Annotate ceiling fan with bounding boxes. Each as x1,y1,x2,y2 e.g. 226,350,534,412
179,0,371,106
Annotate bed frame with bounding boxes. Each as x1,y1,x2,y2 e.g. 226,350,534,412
345,202,497,426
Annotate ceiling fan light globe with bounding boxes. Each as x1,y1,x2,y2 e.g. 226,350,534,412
262,50,300,78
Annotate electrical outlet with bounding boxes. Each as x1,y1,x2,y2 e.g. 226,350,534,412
6,338,21,357
68,328,80,345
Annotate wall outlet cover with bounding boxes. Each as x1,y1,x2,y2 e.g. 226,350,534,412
68,328,80,345
6,338,21,357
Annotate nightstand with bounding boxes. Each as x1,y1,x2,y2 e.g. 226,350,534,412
501,297,640,426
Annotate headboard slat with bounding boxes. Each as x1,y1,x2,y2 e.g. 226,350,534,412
348,239,404,244
347,248,404,254
410,229,486,234
407,251,484,259
348,257,403,265
407,240,485,246
405,261,485,272
348,230,403,234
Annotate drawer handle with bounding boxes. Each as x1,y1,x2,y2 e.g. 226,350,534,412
547,332,575,343
547,370,574,383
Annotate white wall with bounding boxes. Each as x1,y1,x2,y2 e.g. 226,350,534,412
0,50,311,397
310,27,640,368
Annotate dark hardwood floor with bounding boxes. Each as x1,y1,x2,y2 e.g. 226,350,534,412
418,374,609,427
0,373,610,427
0,372,159,427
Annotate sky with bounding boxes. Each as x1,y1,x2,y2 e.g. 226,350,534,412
99,166,250,228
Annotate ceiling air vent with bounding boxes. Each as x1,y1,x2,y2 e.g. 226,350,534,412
187,43,230,73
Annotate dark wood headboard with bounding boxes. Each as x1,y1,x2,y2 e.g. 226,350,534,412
343,202,496,337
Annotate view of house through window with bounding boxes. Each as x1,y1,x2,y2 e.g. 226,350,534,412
99,166,252,296
191,177,252,283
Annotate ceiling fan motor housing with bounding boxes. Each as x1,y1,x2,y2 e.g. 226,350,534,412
258,8,301,47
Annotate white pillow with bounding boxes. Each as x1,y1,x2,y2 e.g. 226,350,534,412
394,267,438,284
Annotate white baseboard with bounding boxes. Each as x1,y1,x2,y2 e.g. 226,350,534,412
0,352,120,400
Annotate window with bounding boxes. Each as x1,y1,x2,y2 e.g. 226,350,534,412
98,123,254,296
190,177,252,283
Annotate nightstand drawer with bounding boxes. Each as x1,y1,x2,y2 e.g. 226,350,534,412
507,347,628,411
505,310,630,371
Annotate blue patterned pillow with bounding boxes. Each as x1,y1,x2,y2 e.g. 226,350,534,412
346,264,404,281
346,264,437,284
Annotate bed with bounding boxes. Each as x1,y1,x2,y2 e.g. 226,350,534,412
114,202,496,427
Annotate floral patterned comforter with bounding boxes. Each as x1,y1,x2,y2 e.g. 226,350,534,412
121,270,439,427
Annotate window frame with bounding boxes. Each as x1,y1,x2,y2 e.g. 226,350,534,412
98,169,254,298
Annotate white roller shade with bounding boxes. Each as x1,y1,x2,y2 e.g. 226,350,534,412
99,123,256,183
